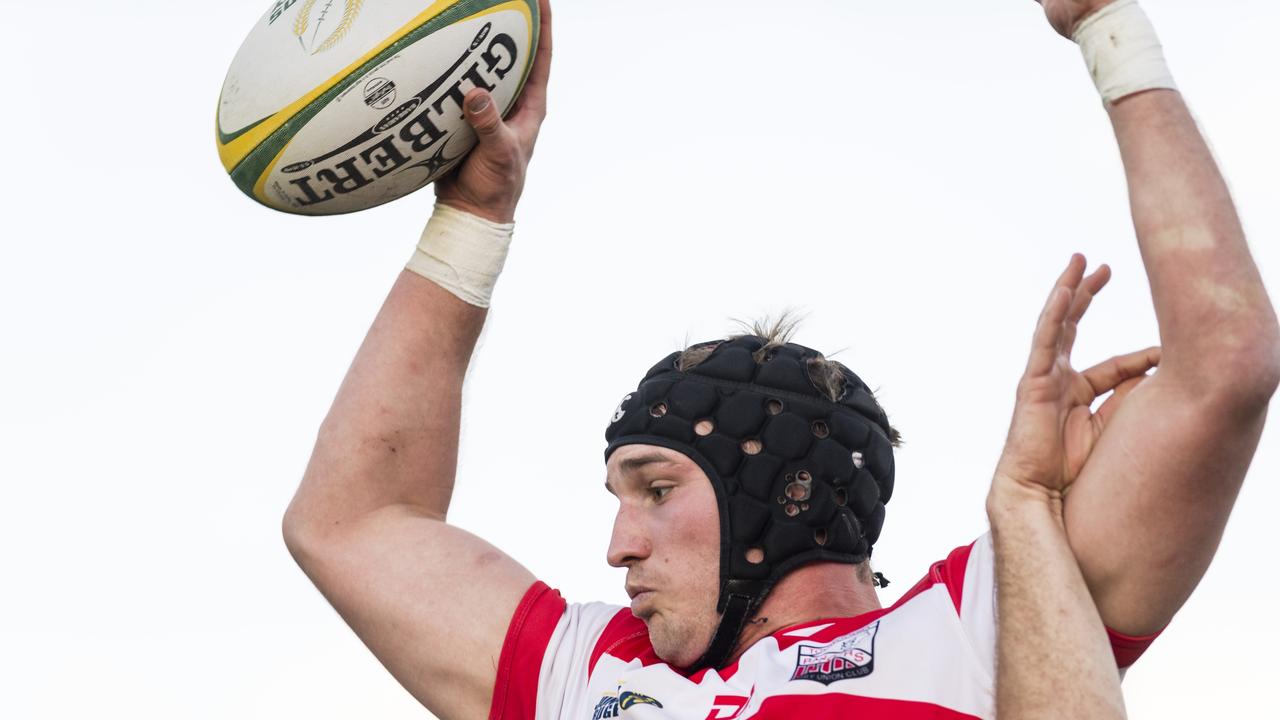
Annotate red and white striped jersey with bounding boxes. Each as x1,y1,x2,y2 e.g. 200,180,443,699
488,534,1159,720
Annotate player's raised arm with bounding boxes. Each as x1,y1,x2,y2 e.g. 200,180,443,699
282,2,553,718
1032,0,1280,637
988,258,1135,719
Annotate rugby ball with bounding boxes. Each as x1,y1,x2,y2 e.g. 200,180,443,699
217,0,539,215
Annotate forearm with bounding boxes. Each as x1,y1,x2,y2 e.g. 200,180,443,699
287,272,485,533
1107,87,1279,387
990,493,1125,720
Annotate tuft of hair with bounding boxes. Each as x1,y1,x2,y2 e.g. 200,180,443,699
677,312,903,447
735,312,805,363
855,560,873,586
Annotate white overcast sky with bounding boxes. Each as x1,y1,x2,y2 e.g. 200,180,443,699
1,1,1277,717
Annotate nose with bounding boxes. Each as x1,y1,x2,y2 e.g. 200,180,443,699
607,504,651,568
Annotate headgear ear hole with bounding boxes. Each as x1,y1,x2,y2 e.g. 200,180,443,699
746,547,765,564
834,488,848,507
851,450,865,469
741,439,763,455
650,402,668,418
695,419,715,436
765,399,784,416
814,528,829,546
784,503,800,517
812,420,830,439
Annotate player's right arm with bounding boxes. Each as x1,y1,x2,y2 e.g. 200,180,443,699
282,4,553,719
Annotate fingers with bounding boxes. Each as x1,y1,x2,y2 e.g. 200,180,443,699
509,0,553,138
435,89,523,223
1026,286,1073,378
464,89,514,147
1024,255,1085,377
1067,264,1111,327
529,0,554,93
1061,264,1111,357
1054,253,1088,292
1082,346,1162,396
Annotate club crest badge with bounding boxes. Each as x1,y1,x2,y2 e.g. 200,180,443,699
791,621,879,684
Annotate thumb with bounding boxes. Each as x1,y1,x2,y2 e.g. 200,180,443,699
1093,374,1149,427
464,90,505,143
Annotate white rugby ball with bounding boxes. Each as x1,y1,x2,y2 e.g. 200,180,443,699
217,0,539,215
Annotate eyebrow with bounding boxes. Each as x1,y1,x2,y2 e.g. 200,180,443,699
604,452,678,494
619,452,677,472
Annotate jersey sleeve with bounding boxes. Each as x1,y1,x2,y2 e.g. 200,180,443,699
488,582,624,720
942,533,1163,673
954,533,998,674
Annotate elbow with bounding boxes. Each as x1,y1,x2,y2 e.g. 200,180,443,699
282,495,325,569
1190,324,1280,409
282,505,308,566
1230,318,1280,402
1252,337,1280,401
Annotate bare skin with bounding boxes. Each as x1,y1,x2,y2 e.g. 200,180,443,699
283,0,1280,718
990,256,1142,720
282,3,552,719
1030,0,1280,639
981,0,1280,715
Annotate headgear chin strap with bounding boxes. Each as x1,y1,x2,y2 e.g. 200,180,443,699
605,336,896,670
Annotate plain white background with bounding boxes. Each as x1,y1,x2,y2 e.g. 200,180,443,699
1,0,1276,717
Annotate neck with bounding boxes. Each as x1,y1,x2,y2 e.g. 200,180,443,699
723,562,882,666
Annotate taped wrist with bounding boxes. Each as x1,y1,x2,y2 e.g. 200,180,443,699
406,203,514,308
1073,0,1177,105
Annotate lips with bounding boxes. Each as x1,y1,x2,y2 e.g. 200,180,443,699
626,585,654,600
629,590,656,617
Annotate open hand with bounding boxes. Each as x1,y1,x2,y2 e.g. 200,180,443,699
1037,0,1117,39
435,0,553,223
991,255,1160,509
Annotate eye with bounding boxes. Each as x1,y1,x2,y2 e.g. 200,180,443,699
650,485,673,501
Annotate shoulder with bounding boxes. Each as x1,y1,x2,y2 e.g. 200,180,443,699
889,535,989,616
490,583,626,720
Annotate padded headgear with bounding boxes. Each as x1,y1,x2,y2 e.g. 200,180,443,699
605,336,896,670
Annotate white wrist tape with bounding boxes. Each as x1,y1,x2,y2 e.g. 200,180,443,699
1073,0,1177,105
406,203,514,308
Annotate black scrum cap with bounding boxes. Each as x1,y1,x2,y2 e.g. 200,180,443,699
605,336,896,670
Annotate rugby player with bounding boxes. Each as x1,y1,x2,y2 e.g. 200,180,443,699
283,1,1279,717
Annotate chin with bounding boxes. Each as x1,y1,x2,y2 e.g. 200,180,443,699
647,614,711,669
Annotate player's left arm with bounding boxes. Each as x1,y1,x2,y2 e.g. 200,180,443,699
1035,0,1280,636
988,260,1131,720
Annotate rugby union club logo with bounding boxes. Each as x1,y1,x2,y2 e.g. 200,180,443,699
791,621,879,684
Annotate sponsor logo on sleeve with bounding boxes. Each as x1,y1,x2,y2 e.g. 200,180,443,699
591,689,663,719
791,621,879,684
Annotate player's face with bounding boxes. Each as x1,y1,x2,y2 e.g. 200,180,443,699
605,444,721,667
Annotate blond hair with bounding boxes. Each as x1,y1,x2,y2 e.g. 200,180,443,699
677,313,902,447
